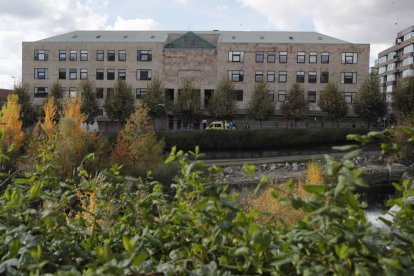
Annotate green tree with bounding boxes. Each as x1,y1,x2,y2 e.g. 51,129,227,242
353,73,387,128
12,83,37,127
247,81,275,127
142,77,168,119
48,81,64,117
79,80,99,123
174,78,201,128
104,79,134,123
281,83,309,127
209,76,236,120
394,77,414,118
319,82,348,127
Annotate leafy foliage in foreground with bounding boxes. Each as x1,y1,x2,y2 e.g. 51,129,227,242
0,129,414,274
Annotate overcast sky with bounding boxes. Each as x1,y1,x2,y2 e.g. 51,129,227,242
0,0,413,89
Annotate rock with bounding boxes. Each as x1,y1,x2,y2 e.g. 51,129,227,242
223,167,234,175
277,163,285,168
270,164,277,171
261,164,268,171
292,162,299,171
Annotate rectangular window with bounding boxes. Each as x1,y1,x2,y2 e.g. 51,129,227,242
228,51,244,62
267,90,275,102
97,50,104,61
278,90,286,102
136,88,147,100
341,52,358,64
69,50,77,61
279,71,287,83
59,50,66,61
118,69,126,80
137,69,152,80
34,68,48,79
204,89,214,108
80,50,88,61
165,88,174,102
34,87,48,98
231,90,243,101
321,52,329,64
69,68,77,80
343,92,356,103
320,72,329,83
267,51,275,63
96,108,104,116
296,71,305,83
96,69,104,80
309,52,317,63
308,91,316,103
69,87,77,98
341,72,357,84
107,50,115,61
96,88,104,99
228,70,244,82
256,51,264,63
118,50,126,61
297,51,305,63
58,68,66,80
308,71,317,83
138,50,152,61
59,87,66,98
107,69,115,80
279,51,287,63
80,68,88,80
34,50,48,61
255,70,264,82
267,71,275,82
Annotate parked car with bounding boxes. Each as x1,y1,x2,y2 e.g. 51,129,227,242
206,121,236,130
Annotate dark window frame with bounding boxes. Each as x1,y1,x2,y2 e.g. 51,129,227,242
107,69,115,80
278,71,287,83
138,50,152,61
107,50,115,61
80,50,88,61
59,50,66,61
267,51,276,63
255,70,264,82
96,69,104,80
255,51,264,63
297,51,305,63
296,71,305,83
321,52,329,64
279,51,287,63
118,50,126,61
308,71,317,83
96,50,104,61
308,91,316,103
228,70,244,82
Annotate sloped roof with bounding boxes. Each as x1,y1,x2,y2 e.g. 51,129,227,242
35,30,351,44
164,32,216,49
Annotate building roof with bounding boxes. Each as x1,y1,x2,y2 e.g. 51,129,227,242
35,30,351,44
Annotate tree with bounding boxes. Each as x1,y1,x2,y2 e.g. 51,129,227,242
209,76,236,120
142,77,168,119
41,97,58,139
394,77,414,118
112,104,165,175
12,83,37,127
280,83,309,127
247,81,275,127
63,95,85,126
319,82,348,127
79,80,99,123
104,80,134,123
353,73,387,128
174,78,201,128
0,94,24,152
48,81,64,117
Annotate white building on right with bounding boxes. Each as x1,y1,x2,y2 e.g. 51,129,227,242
375,25,414,109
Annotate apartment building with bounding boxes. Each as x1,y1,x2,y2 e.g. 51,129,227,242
22,30,369,129
374,25,414,109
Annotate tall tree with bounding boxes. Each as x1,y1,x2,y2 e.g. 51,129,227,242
41,97,58,139
174,78,201,128
394,77,414,118
319,82,348,127
104,80,134,123
209,76,236,120
0,94,24,152
79,80,99,123
353,73,387,128
247,81,275,127
142,77,168,119
63,95,85,126
12,83,37,127
48,81,64,117
280,83,309,127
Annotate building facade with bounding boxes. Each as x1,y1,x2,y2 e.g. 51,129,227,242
374,25,414,109
22,30,369,129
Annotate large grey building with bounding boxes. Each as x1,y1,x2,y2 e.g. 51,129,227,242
22,30,369,129
374,25,414,110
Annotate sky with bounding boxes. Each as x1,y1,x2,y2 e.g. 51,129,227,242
0,0,413,89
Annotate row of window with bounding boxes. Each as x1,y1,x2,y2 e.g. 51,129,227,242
34,68,152,81
35,49,152,62
34,86,356,105
34,49,359,64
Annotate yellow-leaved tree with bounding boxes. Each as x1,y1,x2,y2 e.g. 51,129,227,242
0,94,24,152
112,103,165,175
41,97,58,139
63,95,85,126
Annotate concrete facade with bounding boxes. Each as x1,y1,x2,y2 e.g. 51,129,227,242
22,30,369,128
374,25,414,109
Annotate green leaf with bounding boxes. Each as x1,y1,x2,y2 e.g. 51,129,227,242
243,163,255,177
332,145,359,152
234,247,249,256
303,184,327,194
346,191,359,210
132,250,149,266
343,149,363,160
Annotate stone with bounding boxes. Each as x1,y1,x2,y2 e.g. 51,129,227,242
292,162,299,171
270,164,277,171
223,167,234,175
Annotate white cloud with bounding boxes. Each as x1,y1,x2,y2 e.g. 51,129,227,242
106,16,160,30
238,0,414,66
